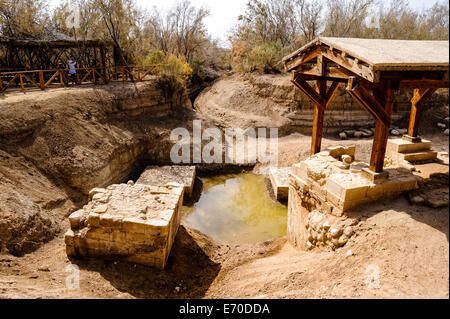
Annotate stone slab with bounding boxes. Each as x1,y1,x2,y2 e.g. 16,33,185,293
269,167,291,200
66,182,184,269
387,138,432,154
136,165,196,198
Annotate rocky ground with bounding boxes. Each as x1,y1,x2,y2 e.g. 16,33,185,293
0,77,448,299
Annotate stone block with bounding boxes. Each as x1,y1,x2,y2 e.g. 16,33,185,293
137,165,196,198
269,167,291,200
65,183,184,269
68,210,87,229
387,138,431,154
362,168,389,184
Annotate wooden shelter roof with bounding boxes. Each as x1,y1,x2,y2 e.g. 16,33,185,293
0,37,114,48
283,37,449,83
284,37,449,174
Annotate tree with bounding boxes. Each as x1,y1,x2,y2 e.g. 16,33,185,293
143,0,210,63
322,0,376,37
0,0,50,38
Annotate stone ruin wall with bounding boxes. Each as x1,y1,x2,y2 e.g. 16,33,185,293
65,182,184,269
287,146,420,251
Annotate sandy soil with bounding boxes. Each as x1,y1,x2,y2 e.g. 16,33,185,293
0,80,448,299
0,131,448,299
0,173,447,298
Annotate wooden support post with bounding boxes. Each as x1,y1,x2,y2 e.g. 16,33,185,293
100,45,108,83
369,81,395,173
311,102,325,155
407,88,436,138
291,63,341,156
19,73,24,91
39,71,44,90
59,70,65,87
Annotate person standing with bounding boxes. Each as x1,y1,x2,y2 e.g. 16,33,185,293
68,59,77,85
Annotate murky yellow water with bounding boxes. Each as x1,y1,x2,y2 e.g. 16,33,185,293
182,173,287,244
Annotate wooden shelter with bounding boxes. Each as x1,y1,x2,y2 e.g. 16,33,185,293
283,37,449,174
0,37,117,73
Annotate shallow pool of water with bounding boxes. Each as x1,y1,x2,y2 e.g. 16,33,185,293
182,173,287,244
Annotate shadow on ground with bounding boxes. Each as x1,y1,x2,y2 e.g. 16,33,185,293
347,171,449,241
69,226,220,298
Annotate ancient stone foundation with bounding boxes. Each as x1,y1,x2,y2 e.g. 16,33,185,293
269,167,291,200
65,182,184,269
288,145,420,250
137,165,196,199
386,137,438,164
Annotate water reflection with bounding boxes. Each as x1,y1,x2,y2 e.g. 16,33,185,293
182,173,287,244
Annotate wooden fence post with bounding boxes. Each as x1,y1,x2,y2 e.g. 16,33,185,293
39,71,45,90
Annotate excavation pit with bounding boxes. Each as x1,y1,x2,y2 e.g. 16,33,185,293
65,182,184,269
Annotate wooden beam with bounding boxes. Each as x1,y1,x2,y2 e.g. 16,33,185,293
399,79,449,89
407,88,437,137
291,72,327,107
322,48,375,82
369,81,395,172
324,81,340,109
346,77,390,127
100,45,108,83
311,57,328,155
284,47,324,72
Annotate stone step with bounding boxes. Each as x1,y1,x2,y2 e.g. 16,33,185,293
399,150,438,163
387,138,431,154
269,167,291,200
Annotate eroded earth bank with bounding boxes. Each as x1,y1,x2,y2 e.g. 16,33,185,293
0,74,448,298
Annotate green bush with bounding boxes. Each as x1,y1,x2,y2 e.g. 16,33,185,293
231,41,283,73
151,53,193,110
246,42,282,73
143,50,166,66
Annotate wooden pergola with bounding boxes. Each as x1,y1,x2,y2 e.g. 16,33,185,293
0,37,117,73
283,37,449,174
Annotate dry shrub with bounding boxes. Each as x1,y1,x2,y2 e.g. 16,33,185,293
144,50,192,110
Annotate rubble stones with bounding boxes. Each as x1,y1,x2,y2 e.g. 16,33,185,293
327,145,356,159
304,211,357,249
341,155,353,164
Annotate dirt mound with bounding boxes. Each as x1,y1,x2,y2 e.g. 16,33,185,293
0,81,200,255
194,73,448,134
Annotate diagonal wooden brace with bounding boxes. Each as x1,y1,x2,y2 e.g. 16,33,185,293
292,72,327,109
407,87,437,138
346,77,390,127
